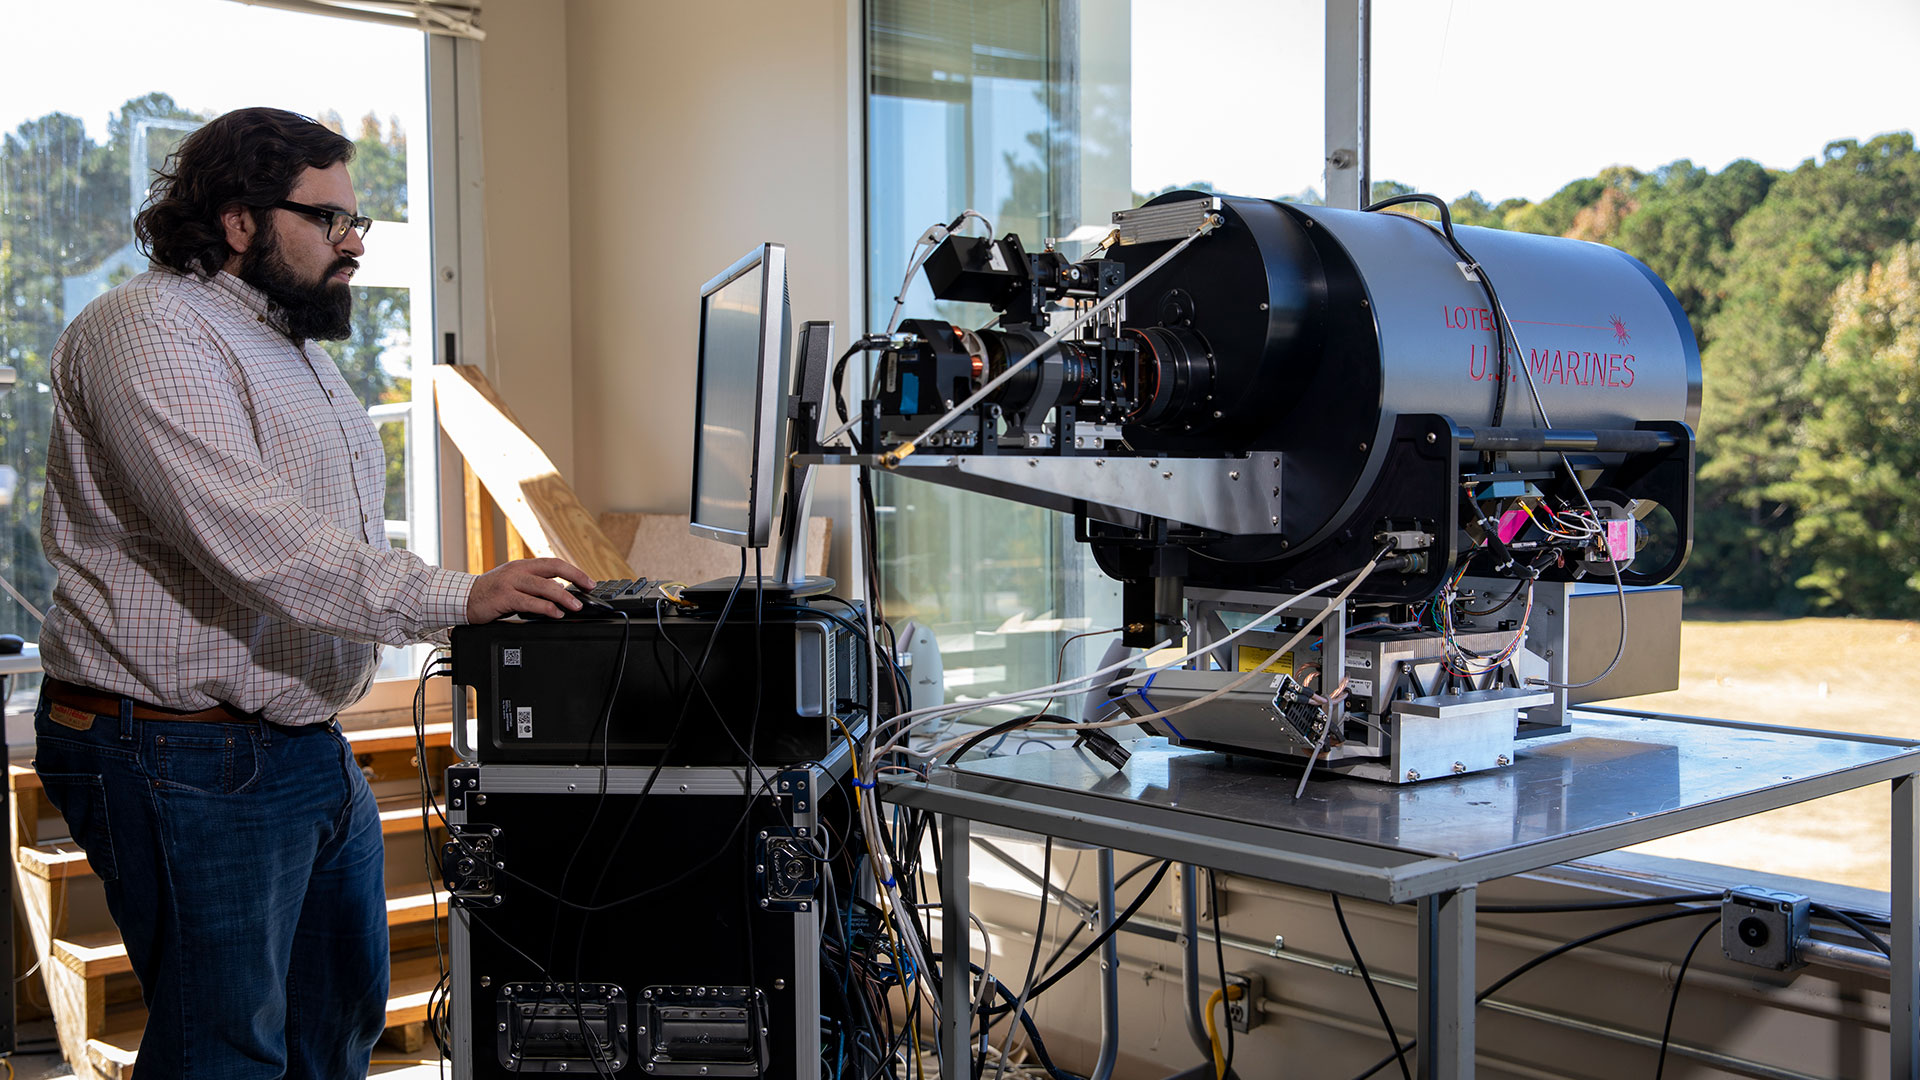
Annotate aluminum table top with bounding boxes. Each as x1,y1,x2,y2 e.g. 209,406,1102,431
880,710,1920,903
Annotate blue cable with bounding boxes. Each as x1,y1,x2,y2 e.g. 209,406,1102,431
1134,669,1187,740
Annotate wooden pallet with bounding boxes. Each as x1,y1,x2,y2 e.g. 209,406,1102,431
11,719,459,1079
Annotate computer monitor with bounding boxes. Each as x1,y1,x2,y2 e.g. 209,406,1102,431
690,243,791,548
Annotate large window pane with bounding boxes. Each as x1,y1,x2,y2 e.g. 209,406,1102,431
867,1,1129,718
0,0,436,688
1364,0,1920,891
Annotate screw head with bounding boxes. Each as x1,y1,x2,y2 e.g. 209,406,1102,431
1406,769,1421,782
1426,432,1437,444
1229,471,1240,481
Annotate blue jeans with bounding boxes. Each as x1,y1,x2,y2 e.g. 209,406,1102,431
33,690,390,1079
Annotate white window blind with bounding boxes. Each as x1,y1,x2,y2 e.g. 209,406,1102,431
219,0,482,39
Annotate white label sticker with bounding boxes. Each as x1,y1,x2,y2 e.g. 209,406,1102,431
515,707,533,739
503,647,522,667
987,241,1009,272
1348,677,1374,698
1345,653,1373,670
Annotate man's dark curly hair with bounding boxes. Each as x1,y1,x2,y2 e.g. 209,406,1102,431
134,107,355,276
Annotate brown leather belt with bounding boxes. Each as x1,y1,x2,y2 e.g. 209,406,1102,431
43,677,256,724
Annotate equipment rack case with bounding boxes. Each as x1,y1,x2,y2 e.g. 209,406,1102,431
446,751,853,1079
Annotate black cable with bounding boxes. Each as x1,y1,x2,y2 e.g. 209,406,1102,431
1347,906,1719,1080
1477,890,1726,914
742,548,767,1022
1210,870,1236,1080
985,859,1173,1016
1457,574,1528,619
989,835,1053,1080
785,602,909,718
1654,916,1720,1080
962,966,1090,1080
1332,894,1412,1080
1363,192,1515,428
1811,901,1891,956
947,712,1076,766
1038,854,1163,976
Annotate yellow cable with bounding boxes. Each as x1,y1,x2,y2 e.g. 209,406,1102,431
1205,984,1244,1080
4,1056,13,1079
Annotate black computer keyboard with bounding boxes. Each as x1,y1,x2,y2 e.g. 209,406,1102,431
524,577,654,620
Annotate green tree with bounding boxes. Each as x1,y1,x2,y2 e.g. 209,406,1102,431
0,95,204,632
0,100,420,619
1776,241,1920,616
1612,158,1774,336
1691,134,1920,609
1501,167,1636,236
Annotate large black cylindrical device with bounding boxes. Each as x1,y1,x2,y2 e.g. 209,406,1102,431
1089,193,1700,595
1117,193,1697,530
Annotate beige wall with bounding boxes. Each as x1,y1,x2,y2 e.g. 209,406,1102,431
476,0,862,582
475,0,577,480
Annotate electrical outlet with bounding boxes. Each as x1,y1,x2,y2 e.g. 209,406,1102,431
1224,971,1263,1033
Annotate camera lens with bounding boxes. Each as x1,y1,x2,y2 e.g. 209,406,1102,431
1738,916,1770,948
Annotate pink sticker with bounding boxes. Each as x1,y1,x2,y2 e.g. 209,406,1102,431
1496,507,1528,544
1605,518,1633,559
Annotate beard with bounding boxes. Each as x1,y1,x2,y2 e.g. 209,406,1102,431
237,218,356,341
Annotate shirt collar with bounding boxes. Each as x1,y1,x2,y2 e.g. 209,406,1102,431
186,265,296,336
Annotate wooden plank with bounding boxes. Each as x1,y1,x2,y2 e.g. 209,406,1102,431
29,800,440,887
53,887,451,979
463,460,498,574
345,721,453,755
432,365,635,581
81,957,449,1077
20,845,91,882
51,953,106,1077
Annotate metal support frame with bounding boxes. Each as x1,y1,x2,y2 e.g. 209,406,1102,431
883,714,1920,1080
1093,850,1122,1080
940,817,973,1075
1324,0,1371,210
1417,887,1476,1080
1181,865,1214,1057
1896,776,1918,1078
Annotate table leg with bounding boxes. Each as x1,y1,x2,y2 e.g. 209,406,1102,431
1181,864,1213,1057
1894,776,1917,1079
941,815,972,1077
1092,849,1120,1080
1418,886,1476,1080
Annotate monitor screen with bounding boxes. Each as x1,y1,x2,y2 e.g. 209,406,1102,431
690,243,790,548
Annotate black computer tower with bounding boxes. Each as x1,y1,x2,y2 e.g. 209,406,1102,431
449,604,870,767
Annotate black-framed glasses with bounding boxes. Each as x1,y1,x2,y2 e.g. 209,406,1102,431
274,200,372,244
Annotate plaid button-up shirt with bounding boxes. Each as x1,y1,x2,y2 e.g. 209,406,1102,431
40,267,473,725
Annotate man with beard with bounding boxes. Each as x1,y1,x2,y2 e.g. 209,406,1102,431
34,107,590,1078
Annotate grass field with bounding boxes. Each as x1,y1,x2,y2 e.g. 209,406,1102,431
1605,613,1920,892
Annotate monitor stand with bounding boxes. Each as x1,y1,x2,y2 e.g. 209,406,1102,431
681,575,837,608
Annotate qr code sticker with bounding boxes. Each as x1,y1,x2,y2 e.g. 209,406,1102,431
503,648,523,667
516,707,533,739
